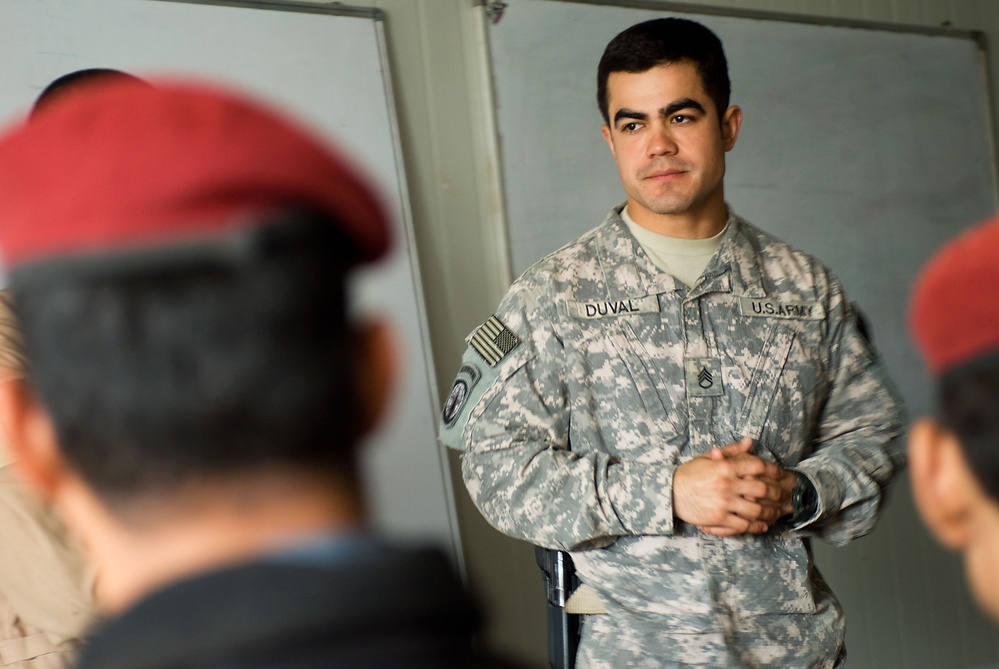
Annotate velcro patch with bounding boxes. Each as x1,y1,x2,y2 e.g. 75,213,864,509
686,357,723,397
441,364,481,427
470,316,520,367
740,297,824,321
568,295,659,319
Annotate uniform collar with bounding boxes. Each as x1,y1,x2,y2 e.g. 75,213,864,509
596,205,678,296
598,205,767,299
704,209,767,299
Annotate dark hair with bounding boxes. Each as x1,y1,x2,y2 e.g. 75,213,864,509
596,18,731,125
938,355,999,502
11,211,364,513
32,69,148,117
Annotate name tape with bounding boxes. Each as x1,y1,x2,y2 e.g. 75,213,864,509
568,295,659,320
740,297,824,321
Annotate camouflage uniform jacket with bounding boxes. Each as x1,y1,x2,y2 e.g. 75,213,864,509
439,206,904,644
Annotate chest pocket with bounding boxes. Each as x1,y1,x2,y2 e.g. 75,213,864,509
568,315,686,460
734,321,825,466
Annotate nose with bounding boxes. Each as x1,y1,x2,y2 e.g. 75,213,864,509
647,121,678,158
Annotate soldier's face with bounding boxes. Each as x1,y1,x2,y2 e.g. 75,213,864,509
601,61,740,228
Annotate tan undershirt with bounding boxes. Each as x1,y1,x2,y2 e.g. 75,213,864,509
622,206,727,288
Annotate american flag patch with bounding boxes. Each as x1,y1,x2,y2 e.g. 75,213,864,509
470,316,520,367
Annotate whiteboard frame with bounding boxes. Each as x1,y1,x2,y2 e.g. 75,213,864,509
511,0,984,41
365,8,467,573
144,0,464,567
153,0,384,20
7,0,464,568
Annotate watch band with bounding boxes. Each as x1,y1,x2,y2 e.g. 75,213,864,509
790,472,818,525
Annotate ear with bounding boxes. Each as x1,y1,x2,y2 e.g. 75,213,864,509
0,378,66,502
721,105,742,152
601,124,616,159
354,320,397,437
909,418,979,549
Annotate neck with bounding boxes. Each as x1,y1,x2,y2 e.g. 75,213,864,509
56,468,366,614
626,196,728,240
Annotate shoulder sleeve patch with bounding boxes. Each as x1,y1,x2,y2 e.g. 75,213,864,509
469,315,520,367
441,364,481,427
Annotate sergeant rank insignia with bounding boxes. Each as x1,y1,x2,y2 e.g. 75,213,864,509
470,315,520,367
685,357,723,397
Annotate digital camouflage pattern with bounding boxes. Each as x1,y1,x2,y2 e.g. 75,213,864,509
439,207,905,667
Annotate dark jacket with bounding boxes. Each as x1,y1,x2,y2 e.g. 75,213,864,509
75,542,519,669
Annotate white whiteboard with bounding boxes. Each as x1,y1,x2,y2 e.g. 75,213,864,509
488,0,998,666
0,0,461,562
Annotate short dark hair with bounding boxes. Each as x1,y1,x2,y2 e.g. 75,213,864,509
11,211,364,514
938,356,999,502
596,18,731,125
32,69,147,117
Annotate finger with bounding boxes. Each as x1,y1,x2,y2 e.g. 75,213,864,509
701,518,769,536
700,525,740,537
754,496,789,514
716,436,754,458
728,496,769,523
733,477,785,503
729,455,783,481
729,495,790,525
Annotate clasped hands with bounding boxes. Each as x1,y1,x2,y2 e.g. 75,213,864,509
673,437,796,537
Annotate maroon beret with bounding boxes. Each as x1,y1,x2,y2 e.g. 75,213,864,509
910,216,999,376
0,77,390,272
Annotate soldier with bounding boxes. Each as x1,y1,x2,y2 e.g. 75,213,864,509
909,216,999,625
439,17,905,668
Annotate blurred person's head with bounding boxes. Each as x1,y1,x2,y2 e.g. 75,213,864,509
31,68,148,118
0,79,395,611
910,216,999,622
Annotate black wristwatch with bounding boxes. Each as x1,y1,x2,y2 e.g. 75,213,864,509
789,472,818,526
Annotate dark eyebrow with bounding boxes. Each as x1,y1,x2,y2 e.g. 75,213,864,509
661,98,706,117
612,108,647,125
612,98,708,127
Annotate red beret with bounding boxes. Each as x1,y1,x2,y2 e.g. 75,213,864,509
0,78,390,272
910,216,999,376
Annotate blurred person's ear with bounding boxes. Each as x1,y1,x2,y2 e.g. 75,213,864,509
355,319,397,437
0,377,65,501
909,418,979,549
